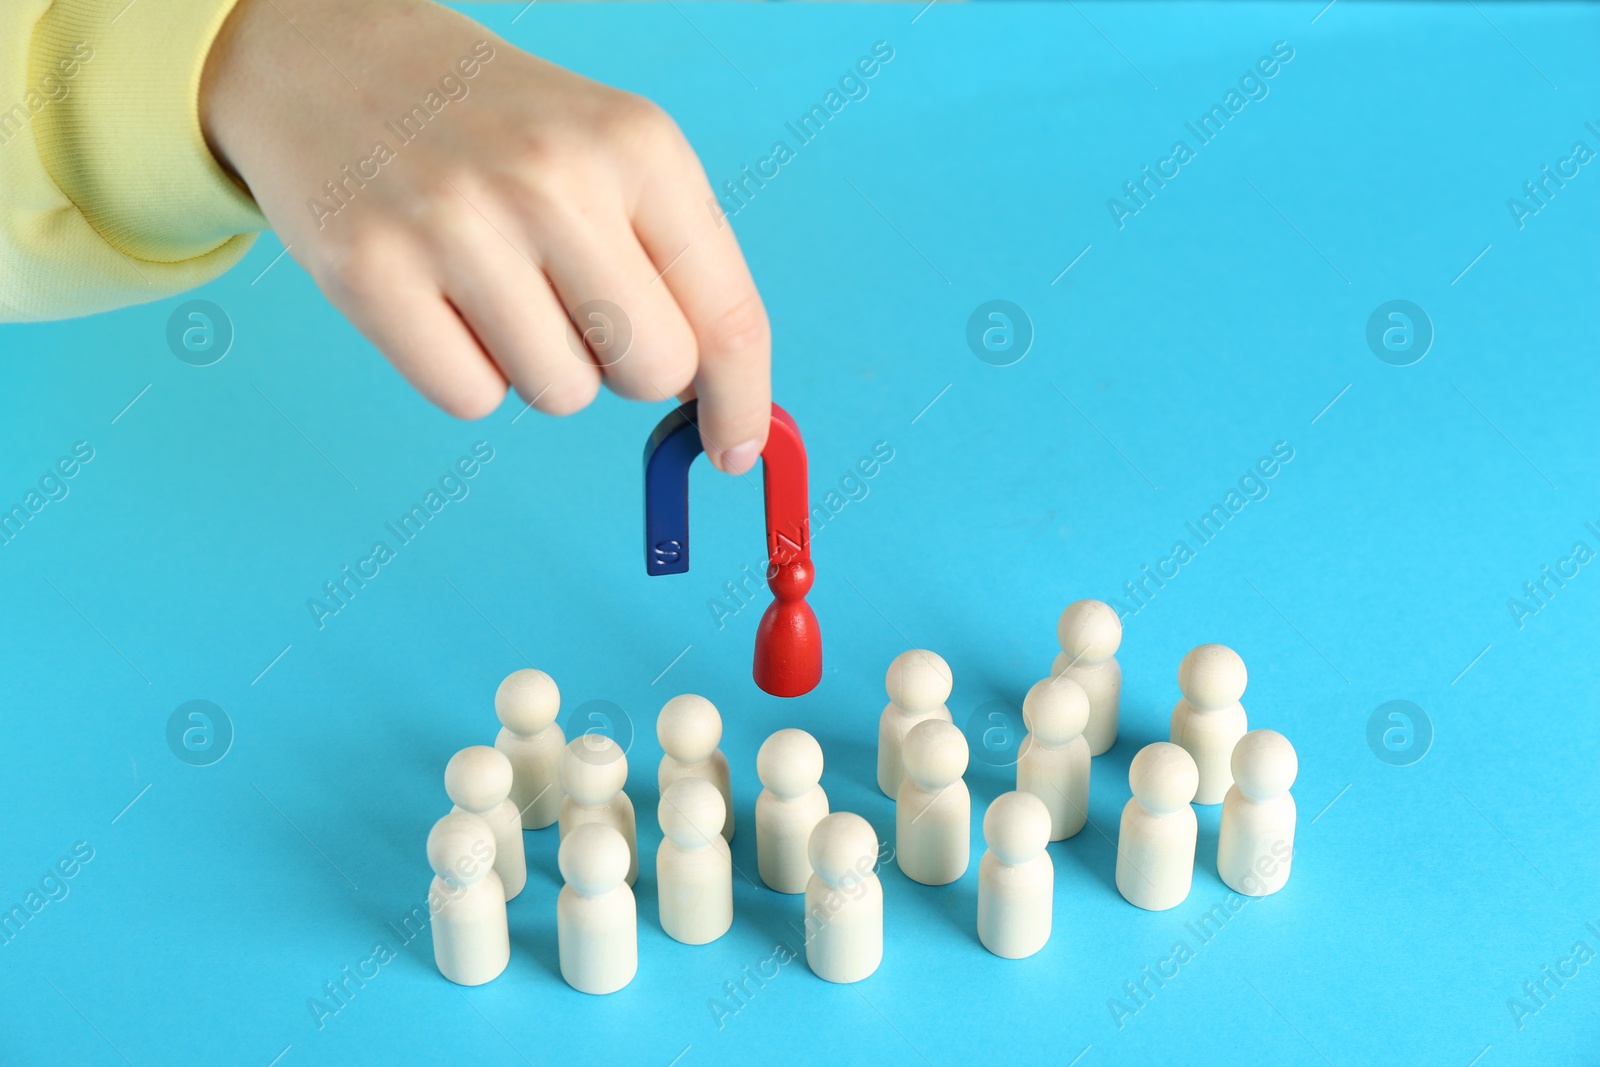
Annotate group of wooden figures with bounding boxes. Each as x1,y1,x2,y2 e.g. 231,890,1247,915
425,599,1299,993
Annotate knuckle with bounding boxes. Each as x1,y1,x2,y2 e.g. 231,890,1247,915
410,175,491,245
507,131,574,184
598,91,678,156
501,138,594,237
600,319,696,401
313,226,409,302
701,292,770,359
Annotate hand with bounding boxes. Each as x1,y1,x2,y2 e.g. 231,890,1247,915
201,0,771,473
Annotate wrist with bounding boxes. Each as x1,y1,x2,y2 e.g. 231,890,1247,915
200,0,316,181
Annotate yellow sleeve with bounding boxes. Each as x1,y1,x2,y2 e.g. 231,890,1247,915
2,0,267,322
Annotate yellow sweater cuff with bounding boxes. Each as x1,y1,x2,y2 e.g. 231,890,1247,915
27,0,266,293
33,0,267,260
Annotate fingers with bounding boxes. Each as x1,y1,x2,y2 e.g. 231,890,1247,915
537,216,699,406
316,85,772,462
319,240,508,420
434,196,603,418
630,132,772,475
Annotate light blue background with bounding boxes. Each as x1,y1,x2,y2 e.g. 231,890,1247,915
2,2,1597,1065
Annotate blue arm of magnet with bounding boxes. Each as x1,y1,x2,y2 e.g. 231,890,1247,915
643,400,704,575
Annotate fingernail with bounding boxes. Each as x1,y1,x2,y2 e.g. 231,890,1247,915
717,439,762,475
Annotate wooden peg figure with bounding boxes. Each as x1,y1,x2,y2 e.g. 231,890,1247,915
756,728,829,894
557,823,637,995
494,668,565,829
1218,729,1297,896
1169,644,1249,805
978,791,1054,959
445,745,526,901
1051,599,1123,756
427,812,509,986
1116,742,1199,912
877,649,954,798
559,735,638,886
804,813,883,984
1016,676,1091,841
657,694,734,841
657,777,733,944
755,558,822,697
896,719,970,886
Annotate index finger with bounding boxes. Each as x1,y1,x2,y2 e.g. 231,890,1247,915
630,133,772,475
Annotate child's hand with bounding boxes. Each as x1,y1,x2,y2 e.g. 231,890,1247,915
201,0,771,473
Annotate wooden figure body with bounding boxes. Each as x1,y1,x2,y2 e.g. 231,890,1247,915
876,649,954,798
445,745,526,900
978,791,1053,959
1116,742,1199,911
1050,599,1123,756
756,728,829,894
657,694,735,841
428,813,509,986
1218,729,1297,896
557,823,637,994
559,735,638,886
1169,644,1249,805
895,719,970,886
657,778,733,944
493,668,565,829
1016,676,1091,841
804,813,883,983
